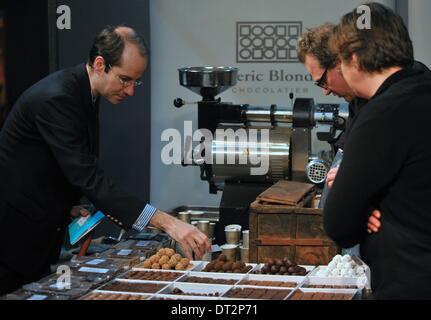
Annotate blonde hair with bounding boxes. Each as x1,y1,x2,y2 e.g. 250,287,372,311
297,23,339,69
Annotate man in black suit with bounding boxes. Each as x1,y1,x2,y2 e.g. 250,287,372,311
0,25,210,295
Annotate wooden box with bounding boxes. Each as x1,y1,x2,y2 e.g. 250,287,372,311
249,197,339,265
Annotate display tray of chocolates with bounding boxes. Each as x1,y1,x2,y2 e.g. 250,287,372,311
302,276,365,290
239,273,305,288
2,290,71,301
253,258,312,276
159,283,231,297
22,274,92,298
238,279,297,288
119,270,185,282
179,272,243,285
305,284,359,289
198,254,254,274
70,265,119,279
81,292,151,300
182,277,238,285
98,280,167,294
98,249,143,269
223,287,291,300
138,248,195,271
288,289,357,300
70,257,123,269
105,249,143,260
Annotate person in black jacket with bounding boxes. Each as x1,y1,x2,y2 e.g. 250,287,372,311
297,23,430,234
325,2,431,299
297,23,365,150
0,25,210,295
297,23,373,235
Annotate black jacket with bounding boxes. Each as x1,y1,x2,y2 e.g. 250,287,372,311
333,98,367,150
324,66,431,299
0,64,145,279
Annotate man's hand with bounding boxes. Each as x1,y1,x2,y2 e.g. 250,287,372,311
150,210,211,260
326,167,339,188
367,210,382,234
70,206,91,218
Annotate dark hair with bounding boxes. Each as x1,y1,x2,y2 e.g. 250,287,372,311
88,25,149,72
297,23,339,69
330,2,413,72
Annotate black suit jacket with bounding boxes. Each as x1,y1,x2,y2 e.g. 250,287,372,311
0,64,146,278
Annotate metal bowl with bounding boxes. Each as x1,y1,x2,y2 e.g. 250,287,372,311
178,66,238,99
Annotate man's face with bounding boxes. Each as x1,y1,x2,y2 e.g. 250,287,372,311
340,57,369,99
100,44,148,104
304,54,356,102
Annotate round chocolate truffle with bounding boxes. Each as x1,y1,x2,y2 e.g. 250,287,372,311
275,259,283,267
223,261,234,272
270,265,280,274
218,254,227,262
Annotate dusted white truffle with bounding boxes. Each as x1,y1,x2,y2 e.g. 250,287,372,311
340,268,348,277
355,266,365,275
347,269,356,277
321,255,368,278
341,255,352,263
333,255,343,263
331,268,340,276
317,268,330,277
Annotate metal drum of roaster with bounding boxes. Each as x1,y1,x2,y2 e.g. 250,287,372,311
211,126,292,188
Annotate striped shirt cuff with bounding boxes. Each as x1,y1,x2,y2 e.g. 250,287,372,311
132,204,158,232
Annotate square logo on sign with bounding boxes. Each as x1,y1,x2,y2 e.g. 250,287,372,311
237,21,302,63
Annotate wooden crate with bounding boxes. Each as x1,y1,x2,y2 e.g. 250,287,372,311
249,197,339,265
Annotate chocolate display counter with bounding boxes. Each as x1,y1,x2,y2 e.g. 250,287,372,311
1,237,369,300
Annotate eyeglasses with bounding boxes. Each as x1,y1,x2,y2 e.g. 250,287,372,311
107,64,143,88
314,68,329,89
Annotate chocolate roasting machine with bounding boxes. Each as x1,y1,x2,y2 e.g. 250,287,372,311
174,67,348,243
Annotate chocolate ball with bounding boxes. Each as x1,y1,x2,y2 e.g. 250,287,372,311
214,261,225,271
266,258,275,266
275,259,283,267
283,258,293,266
270,265,280,274
223,262,234,272
232,262,242,270
298,267,307,276
294,266,302,273
218,254,227,262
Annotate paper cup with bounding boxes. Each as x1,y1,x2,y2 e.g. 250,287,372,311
220,244,238,261
225,229,241,245
197,220,210,237
178,211,191,224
